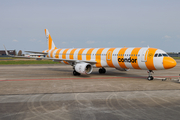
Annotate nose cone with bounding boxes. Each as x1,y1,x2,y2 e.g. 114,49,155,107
163,57,177,69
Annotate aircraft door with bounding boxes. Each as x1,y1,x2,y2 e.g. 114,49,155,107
107,51,112,61
141,49,149,62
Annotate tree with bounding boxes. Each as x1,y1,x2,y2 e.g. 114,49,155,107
18,50,22,56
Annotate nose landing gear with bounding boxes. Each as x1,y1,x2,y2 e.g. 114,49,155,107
147,70,154,80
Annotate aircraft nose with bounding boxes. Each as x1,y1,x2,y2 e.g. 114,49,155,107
163,57,177,69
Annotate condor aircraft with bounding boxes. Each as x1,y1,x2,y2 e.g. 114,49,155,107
4,29,177,80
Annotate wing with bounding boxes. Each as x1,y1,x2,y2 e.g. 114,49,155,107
3,46,96,64
42,57,97,64
25,51,96,64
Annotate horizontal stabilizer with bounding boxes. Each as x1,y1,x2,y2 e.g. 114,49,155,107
25,51,48,55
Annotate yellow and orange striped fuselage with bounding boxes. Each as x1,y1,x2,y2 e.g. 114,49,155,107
43,47,176,70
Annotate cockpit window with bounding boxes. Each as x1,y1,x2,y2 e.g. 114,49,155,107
158,54,162,57
162,54,168,56
154,53,168,57
154,53,158,57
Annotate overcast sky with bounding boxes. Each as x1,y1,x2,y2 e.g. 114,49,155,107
0,0,180,53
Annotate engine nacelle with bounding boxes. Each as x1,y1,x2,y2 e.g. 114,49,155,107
75,63,93,74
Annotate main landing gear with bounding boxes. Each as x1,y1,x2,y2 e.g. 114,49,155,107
73,70,81,76
147,70,154,81
99,68,106,74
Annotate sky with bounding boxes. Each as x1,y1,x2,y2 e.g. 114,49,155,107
0,0,180,53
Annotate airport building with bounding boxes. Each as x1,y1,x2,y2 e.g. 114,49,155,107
0,50,16,57
167,52,180,57
25,54,46,58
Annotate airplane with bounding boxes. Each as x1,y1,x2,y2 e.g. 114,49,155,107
4,29,177,80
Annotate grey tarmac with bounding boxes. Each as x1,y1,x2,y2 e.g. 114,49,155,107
0,60,180,120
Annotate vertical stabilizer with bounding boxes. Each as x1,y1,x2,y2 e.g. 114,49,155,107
45,29,57,50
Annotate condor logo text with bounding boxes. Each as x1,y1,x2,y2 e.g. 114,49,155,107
118,57,137,63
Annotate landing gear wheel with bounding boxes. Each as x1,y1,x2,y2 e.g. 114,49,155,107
73,70,81,76
99,68,106,74
147,70,154,81
147,76,154,81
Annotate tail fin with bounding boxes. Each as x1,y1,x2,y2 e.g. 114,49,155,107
45,29,57,50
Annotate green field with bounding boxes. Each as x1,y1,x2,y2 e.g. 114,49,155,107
0,57,19,59
172,57,180,59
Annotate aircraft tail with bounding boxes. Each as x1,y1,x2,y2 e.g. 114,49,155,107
45,29,57,50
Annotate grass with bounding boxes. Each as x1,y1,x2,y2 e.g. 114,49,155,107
0,60,59,65
0,57,19,59
173,57,180,59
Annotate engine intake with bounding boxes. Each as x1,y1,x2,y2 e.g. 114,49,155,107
75,63,93,74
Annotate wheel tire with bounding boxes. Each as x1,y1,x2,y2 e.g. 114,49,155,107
73,70,81,76
99,68,106,74
99,69,103,74
150,76,154,80
147,76,151,81
73,71,77,76
102,68,106,73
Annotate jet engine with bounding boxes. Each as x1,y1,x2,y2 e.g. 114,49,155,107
75,63,93,74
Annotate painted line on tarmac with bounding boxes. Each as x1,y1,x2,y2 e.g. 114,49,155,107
0,76,179,82
0,76,144,81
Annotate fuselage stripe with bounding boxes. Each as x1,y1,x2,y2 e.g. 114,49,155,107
106,48,116,67
117,48,128,69
55,49,62,58
86,48,95,61
131,48,141,69
70,49,77,59
78,48,85,60
50,48,57,58
96,48,105,67
62,49,69,59
145,48,157,70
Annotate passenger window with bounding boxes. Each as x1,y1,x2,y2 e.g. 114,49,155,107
158,54,162,57
154,53,158,57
